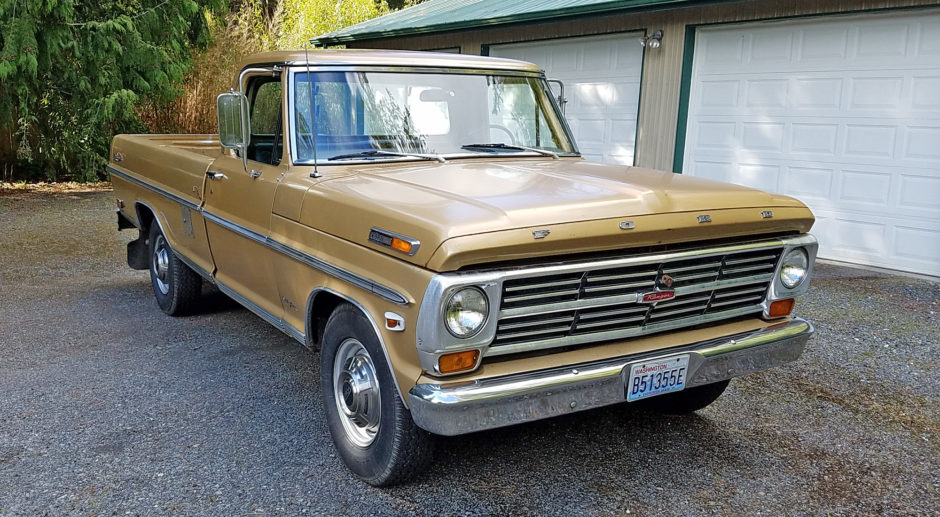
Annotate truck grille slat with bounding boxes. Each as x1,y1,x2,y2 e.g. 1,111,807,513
583,280,656,293
489,243,784,356
497,315,576,331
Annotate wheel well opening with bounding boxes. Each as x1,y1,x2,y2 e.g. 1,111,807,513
135,203,155,237
307,291,345,349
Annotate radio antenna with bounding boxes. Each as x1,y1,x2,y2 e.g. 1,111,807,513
304,43,320,178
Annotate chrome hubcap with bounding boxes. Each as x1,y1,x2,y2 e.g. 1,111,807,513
152,235,170,295
333,338,381,447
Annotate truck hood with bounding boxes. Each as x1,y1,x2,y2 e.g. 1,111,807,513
298,158,814,270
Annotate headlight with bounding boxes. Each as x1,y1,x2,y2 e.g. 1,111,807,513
780,248,809,288
443,287,488,338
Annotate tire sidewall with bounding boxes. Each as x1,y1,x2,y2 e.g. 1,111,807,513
320,306,404,483
148,224,177,313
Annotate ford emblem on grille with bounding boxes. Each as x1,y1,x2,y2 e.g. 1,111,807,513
640,291,675,303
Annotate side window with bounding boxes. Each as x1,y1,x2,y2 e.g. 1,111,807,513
249,80,283,165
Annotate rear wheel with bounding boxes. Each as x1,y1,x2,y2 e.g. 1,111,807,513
320,303,433,486
636,380,731,414
148,223,201,316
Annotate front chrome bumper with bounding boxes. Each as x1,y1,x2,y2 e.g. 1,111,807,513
408,318,813,436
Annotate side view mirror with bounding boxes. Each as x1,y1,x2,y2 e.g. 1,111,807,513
547,79,568,115
217,91,250,164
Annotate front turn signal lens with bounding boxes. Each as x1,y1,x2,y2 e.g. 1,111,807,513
438,350,480,374
768,299,795,318
390,237,413,254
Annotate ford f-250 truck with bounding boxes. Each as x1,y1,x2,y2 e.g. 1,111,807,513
109,50,817,486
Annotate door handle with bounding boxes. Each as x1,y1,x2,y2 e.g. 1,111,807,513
206,170,228,180
249,169,262,179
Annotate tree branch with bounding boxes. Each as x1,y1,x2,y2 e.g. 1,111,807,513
68,0,171,28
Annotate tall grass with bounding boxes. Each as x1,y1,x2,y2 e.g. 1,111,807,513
141,0,403,135
138,8,268,134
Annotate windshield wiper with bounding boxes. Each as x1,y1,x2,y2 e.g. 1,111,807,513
461,143,559,160
327,149,446,163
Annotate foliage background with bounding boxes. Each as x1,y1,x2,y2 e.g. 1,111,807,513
1,0,416,182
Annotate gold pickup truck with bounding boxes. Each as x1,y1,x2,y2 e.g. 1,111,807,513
109,50,817,485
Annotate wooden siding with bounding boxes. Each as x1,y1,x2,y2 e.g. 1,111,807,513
348,0,940,171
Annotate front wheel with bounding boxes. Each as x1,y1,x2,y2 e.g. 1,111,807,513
320,304,434,486
635,379,731,414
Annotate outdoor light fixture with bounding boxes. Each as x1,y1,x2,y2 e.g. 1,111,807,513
639,29,664,48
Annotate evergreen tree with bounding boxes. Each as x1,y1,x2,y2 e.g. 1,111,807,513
0,0,227,181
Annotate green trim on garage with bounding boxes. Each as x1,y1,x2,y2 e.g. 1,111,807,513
672,24,697,174
311,0,740,46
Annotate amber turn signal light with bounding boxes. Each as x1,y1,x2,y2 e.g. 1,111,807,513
438,350,480,374
768,298,795,318
390,237,413,254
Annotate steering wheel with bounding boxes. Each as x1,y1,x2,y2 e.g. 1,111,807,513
488,124,517,146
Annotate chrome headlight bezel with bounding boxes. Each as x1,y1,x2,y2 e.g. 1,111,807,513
780,248,809,289
416,273,502,376
763,234,818,317
442,286,489,338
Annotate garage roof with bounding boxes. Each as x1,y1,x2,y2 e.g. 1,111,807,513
311,0,728,46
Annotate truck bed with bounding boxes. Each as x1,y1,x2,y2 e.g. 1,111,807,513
109,134,224,209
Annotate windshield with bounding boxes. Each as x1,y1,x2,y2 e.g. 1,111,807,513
291,70,577,163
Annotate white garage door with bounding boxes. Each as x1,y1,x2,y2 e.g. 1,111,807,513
683,11,940,276
491,33,644,165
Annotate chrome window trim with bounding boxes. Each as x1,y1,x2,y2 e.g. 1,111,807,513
285,66,578,167
416,234,818,375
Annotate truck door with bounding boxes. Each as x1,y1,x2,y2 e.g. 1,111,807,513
203,74,286,321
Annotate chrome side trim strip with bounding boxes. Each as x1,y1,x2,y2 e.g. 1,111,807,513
305,287,408,406
217,280,305,344
409,318,813,436
107,166,200,211
112,165,406,305
173,250,215,284
201,212,409,306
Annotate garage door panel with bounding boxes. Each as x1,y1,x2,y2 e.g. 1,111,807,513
912,76,940,109
849,77,903,109
784,166,834,200
684,10,940,275
838,170,891,206
844,124,896,158
791,123,839,154
895,226,940,265
919,20,940,54
898,174,940,214
491,33,643,167
856,22,911,59
905,126,940,160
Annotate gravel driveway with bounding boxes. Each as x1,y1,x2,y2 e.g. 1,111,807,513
1,187,937,516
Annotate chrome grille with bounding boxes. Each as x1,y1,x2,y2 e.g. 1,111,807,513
491,246,782,355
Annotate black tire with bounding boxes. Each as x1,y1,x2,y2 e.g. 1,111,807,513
636,379,731,415
148,223,201,316
320,303,434,486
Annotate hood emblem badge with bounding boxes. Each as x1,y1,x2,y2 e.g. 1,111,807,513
532,229,551,239
761,210,774,219
619,221,635,230
697,214,712,223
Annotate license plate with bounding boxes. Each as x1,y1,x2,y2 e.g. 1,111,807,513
625,355,690,402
